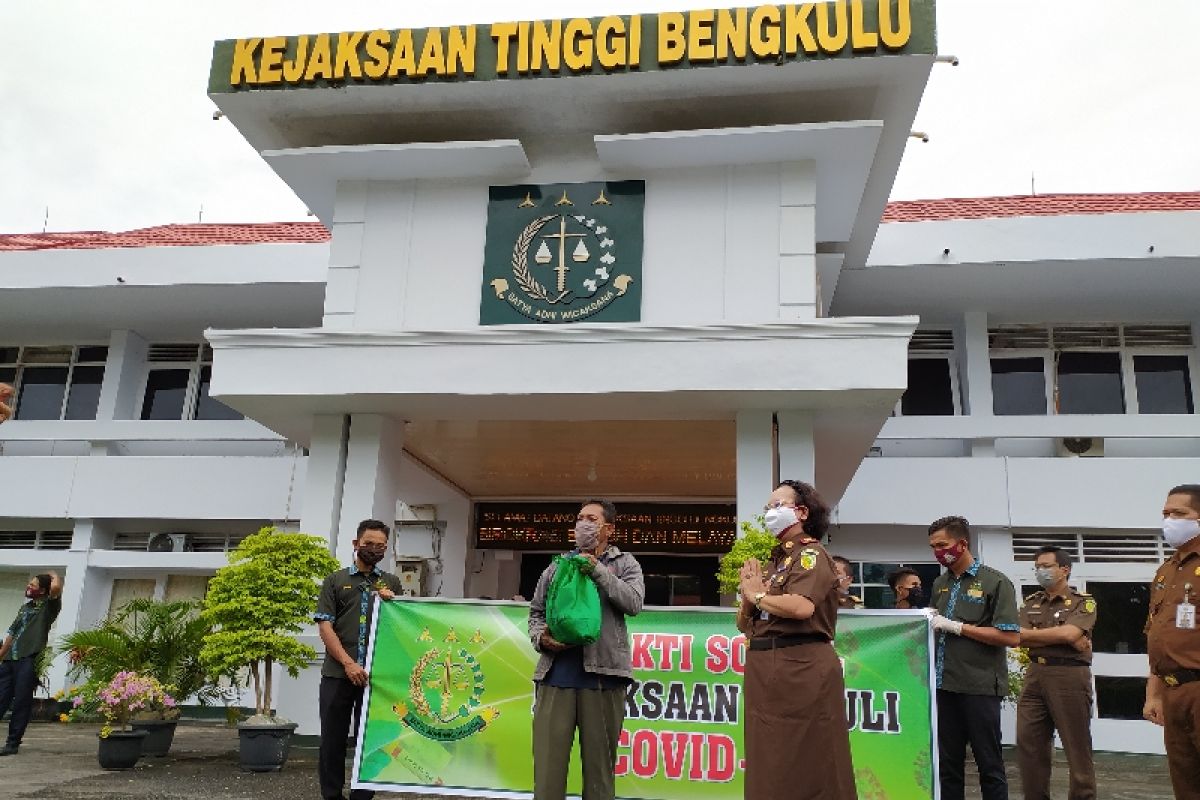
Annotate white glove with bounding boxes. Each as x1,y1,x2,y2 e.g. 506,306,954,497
931,614,963,636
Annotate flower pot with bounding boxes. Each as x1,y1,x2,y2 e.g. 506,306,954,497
97,730,148,770
237,721,299,772
30,697,60,722
131,719,178,757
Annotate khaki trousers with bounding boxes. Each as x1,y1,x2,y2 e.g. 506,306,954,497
1164,681,1200,800
1016,665,1095,800
532,683,626,800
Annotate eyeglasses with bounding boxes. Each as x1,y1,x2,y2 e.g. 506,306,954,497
358,544,388,554
763,500,798,512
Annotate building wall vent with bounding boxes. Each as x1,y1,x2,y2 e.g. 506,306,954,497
989,325,1050,350
909,329,955,353
1051,325,1121,350
147,344,202,363
1012,531,1164,563
1122,324,1193,347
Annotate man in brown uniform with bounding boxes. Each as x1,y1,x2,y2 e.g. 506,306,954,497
1144,484,1200,800
737,480,857,800
1017,546,1097,800
832,555,864,609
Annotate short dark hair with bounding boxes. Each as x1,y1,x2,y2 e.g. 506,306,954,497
888,568,920,591
356,519,391,538
1169,484,1200,513
581,499,617,525
34,574,52,594
928,515,970,541
776,480,831,539
831,555,852,571
1035,546,1072,570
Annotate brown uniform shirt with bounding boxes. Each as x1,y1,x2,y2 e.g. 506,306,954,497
1146,540,1200,676
1019,586,1097,664
837,593,864,610
737,532,838,642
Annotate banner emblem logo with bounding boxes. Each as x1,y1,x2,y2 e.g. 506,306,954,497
393,647,499,742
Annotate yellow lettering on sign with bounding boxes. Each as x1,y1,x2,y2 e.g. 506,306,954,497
334,31,365,79
750,6,782,58
446,26,476,75
817,0,849,54
491,22,518,75
282,35,310,82
595,17,626,70
880,0,912,49
784,4,819,55
850,0,878,51
230,38,261,85
417,28,446,76
716,8,749,61
530,20,562,71
304,34,334,80
258,36,286,84
687,9,716,63
658,12,686,65
563,18,593,72
629,15,642,67
362,30,391,79
517,22,531,74
388,29,416,77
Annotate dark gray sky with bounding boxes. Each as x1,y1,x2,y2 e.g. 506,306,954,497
3,0,1197,233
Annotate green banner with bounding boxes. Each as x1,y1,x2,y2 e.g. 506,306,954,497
354,601,936,799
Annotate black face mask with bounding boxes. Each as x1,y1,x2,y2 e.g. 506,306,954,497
906,586,927,608
357,548,385,567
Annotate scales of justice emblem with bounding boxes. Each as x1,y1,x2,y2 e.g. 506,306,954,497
390,629,499,743
486,184,639,323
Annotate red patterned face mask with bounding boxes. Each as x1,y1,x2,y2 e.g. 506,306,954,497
933,540,966,567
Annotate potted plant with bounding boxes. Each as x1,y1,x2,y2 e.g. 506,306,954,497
716,517,777,598
60,597,219,756
200,527,339,772
90,671,176,769
30,647,60,722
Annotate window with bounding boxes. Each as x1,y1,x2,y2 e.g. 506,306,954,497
140,344,242,421
898,329,959,416
0,345,108,421
846,561,941,609
988,323,1196,415
1133,355,1194,414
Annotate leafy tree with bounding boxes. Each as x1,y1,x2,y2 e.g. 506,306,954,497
716,516,777,597
200,527,339,721
61,597,219,710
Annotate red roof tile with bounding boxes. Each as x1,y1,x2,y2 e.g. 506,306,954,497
2,193,1197,250
0,222,329,252
882,192,1200,223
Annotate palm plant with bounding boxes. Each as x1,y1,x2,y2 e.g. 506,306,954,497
62,598,221,709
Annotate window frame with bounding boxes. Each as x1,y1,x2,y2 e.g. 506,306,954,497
989,350,1054,415
138,344,242,421
895,354,962,417
1122,347,1197,415
1,345,109,421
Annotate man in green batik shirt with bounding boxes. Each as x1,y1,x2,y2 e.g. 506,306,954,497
0,571,63,756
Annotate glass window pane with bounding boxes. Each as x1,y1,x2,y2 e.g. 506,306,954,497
64,365,104,420
20,346,72,364
141,369,190,420
1089,582,1149,654
15,366,68,420
1134,355,1193,414
902,359,955,416
0,348,18,364
1096,677,1148,720
76,346,109,363
860,562,903,585
991,357,1047,415
0,367,14,384
1057,352,1124,414
194,366,243,421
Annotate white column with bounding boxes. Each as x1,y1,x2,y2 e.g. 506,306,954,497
95,330,147,420
957,311,993,417
337,414,405,567
776,410,815,484
298,414,350,551
322,181,367,331
46,523,104,692
778,160,818,320
736,411,774,528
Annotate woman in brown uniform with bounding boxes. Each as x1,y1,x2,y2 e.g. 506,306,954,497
737,480,857,800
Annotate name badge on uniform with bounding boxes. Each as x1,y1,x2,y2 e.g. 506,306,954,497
1178,602,1196,630
759,610,770,621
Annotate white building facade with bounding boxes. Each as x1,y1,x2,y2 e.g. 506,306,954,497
1,4,1196,753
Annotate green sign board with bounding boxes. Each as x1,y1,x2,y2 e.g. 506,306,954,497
353,601,937,799
209,2,937,93
480,181,644,325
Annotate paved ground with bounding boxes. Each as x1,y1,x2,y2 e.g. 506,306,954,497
0,720,1175,799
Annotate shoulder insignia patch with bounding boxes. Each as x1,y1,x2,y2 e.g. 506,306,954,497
1083,598,1096,614
799,548,818,571
784,541,795,550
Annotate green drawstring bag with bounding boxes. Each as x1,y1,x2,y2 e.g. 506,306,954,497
546,554,602,646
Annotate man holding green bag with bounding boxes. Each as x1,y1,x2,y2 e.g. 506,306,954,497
528,499,645,800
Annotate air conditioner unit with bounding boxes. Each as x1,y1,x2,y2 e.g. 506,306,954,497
1056,437,1104,458
147,533,189,553
395,558,426,597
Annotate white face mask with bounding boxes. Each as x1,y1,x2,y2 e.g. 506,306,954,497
763,506,800,537
1162,517,1200,549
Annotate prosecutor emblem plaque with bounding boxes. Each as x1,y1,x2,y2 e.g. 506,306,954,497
479,181,644,324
